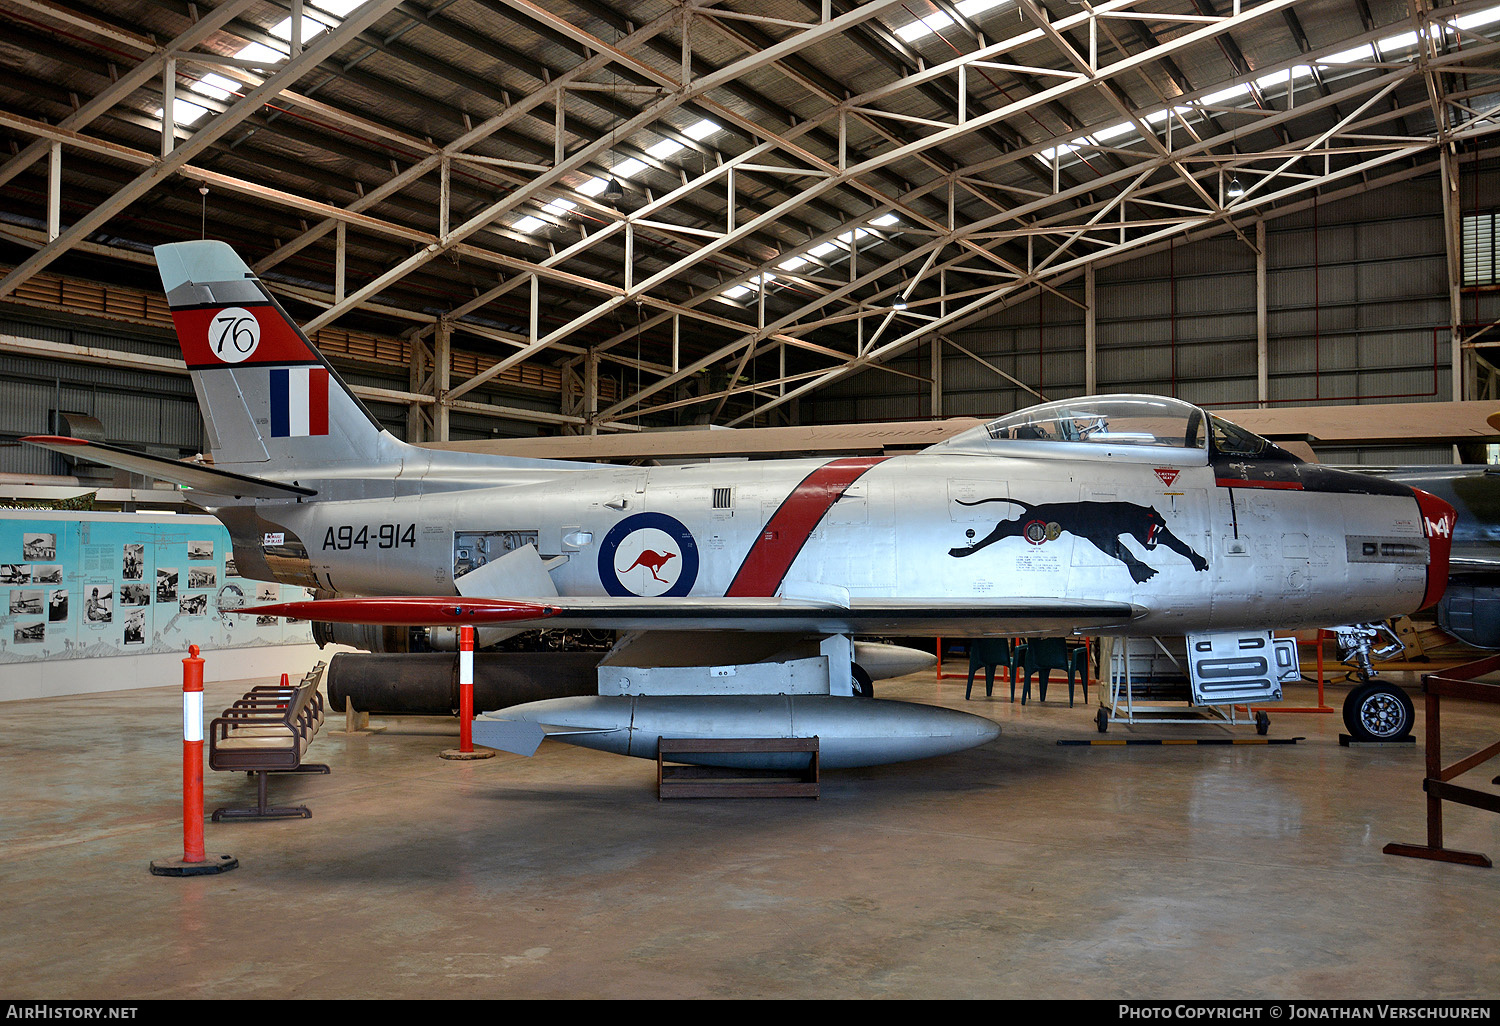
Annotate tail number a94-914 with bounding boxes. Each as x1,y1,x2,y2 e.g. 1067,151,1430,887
323,524,417,550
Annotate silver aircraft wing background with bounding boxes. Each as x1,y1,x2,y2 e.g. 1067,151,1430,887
235,594,1142,636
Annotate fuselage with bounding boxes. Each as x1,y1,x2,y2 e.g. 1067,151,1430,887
220,395,1453,639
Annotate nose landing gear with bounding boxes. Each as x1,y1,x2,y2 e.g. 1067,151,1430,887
1333,623,1415,742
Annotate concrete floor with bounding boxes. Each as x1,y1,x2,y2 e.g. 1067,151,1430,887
2,662,1498,1000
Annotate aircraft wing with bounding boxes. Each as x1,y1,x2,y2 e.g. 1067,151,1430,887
235,594,1141,635
21,436,315,499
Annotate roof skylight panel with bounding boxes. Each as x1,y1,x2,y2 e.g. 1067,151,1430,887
1039,80,1258,169
1199,83,1252,106
513,199,577,233
234,41,287,64
776,216,896,271
896,11,955,42
1378,30,1420,51
571,152,673,193
156,99,211,128
266,1,364,41
1453,4,1500,31
268,14,334,44
1254,65,1314,91
1090,122,1133,143
721,273,777,301
895,1,1012,42
1315,17,1475,73
1320,42,1376,65
646,139,685,160
189,73,239,102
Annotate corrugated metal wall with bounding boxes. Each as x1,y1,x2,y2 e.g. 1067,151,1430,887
0,315,203,477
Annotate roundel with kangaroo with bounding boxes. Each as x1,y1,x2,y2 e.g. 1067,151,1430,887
598,512,699,598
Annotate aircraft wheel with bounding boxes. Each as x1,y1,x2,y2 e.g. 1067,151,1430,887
1255,711,1270,736
851,664,874,698
1095,707,1109,733
1342,683,1415,742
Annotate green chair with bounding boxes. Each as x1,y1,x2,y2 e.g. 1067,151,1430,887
964,638,1012,700
1013,638,1089,706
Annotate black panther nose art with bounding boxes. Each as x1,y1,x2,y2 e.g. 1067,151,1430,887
948,497,1210,584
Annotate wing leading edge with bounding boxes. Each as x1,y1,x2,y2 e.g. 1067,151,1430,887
236,594,1142,635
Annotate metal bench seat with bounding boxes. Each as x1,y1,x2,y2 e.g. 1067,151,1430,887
208,664,328,820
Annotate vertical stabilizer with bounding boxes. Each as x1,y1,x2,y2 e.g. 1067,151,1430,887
155,240,387,472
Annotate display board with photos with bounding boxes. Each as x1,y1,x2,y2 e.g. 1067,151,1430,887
0,512,313,663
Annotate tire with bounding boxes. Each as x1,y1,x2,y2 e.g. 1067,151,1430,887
851,663,874,698
1095,707,1109,733
1255,710,1270,736
1342,683,1415,742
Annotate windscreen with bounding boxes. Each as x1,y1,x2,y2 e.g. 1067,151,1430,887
1209,415,1270,457
976,396,1207,450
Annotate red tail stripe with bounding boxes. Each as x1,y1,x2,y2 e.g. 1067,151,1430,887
725,457,889,597
171,304,319,368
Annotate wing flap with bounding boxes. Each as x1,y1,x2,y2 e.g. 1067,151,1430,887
22,436,315,499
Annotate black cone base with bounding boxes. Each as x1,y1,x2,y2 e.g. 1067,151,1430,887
149,852,238,876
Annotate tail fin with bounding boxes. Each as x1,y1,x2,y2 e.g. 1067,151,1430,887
156,240,387,472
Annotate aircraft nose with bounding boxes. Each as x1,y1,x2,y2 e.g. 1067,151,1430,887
1410,486,1456,610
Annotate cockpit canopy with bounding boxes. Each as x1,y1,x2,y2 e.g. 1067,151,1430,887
925,395,1289,466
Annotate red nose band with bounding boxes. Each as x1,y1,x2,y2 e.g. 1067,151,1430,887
1411,487,1455,612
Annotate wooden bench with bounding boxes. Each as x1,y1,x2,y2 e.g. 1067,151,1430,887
656,737,820,799
208,663,329,821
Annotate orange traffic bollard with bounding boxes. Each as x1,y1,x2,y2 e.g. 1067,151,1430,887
150,645,237,876
441,625,494,760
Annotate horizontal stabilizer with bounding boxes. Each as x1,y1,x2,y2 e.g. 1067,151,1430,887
236,593,1140,635
22,436,315,500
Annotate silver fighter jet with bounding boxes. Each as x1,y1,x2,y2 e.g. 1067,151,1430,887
25,241,1457,766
